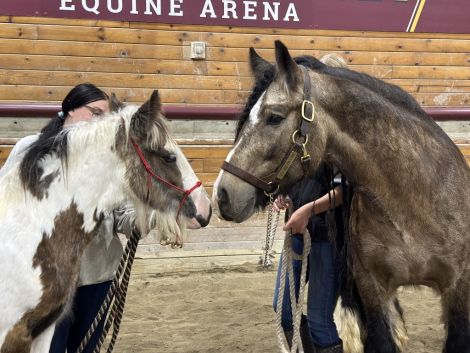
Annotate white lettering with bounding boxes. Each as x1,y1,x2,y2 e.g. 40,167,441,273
169,0,183,16
263,2,279,20
130,0,138,14
243,1,256,20
60,0,75,11
82,0,100,14
222,0,237,19
107,0,122,13
200,0,216,18
283,3,299,22
145,0,161,15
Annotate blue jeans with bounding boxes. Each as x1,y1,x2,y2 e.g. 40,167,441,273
273,237,343,347
49,280,112,353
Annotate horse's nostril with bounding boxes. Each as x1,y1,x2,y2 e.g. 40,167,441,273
196,206,212,227
218,188,229,210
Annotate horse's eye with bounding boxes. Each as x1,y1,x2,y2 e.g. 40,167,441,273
162,154,176,163
267,114,283,125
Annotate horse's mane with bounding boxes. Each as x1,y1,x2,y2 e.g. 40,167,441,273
295,55,426,116
19,105,170,199
236,54,432,140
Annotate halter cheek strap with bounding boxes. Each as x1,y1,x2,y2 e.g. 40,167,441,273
130,138,202,246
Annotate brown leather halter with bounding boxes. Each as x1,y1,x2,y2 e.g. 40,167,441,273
221,65,315,198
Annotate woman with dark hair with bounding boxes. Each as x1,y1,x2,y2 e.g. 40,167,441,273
0,83,136,353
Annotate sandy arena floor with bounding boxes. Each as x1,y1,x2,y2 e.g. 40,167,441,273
109,265,444,353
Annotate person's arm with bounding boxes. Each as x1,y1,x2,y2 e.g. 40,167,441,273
113,204,138,238
283,187,343,234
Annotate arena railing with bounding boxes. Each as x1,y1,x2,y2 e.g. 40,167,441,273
0,103,469,121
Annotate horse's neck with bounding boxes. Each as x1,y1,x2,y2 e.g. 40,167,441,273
325,108,456,224
61,146,128,231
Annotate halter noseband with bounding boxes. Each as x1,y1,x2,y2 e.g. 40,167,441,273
222,65,314,198
131,138,202,246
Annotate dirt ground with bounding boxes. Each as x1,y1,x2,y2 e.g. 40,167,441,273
110,265,444,353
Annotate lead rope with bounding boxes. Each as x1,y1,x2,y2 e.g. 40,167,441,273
275,199,311,353
75,227,140,353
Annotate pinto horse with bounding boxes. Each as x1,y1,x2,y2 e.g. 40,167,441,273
0,91,211,353
214,41,470,353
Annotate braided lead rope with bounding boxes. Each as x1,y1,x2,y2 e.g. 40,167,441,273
94,229,140,353
75,229,138,353
105,232,139,353
275,212,311,352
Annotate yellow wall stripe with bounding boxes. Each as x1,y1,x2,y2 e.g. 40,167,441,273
410,0,426,32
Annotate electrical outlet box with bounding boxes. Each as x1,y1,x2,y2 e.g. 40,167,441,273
191,42,206,60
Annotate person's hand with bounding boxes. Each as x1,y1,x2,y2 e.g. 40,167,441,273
273,195,288,212
283,205,310,235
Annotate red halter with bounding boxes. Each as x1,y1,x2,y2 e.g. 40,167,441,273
131,138,202,245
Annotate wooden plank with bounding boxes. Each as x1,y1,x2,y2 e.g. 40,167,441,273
36,26,470,53
393,66,470,80
131,253,276,274
457,145,470,156
0,38,184,60
139,218,284,245
0,160,5,169
187,159,203,173
0,146,13,159
0,38,467,69
136,240,284,255
205,187,213,199
410,93,470,107
418,86,470,93
0,54,251,77
203,159,224,173
180,146,231,159
175,139,234,145
4,53,455,78
385,79,470,89
0,70,252,91
130,22,470,40
11,16,129,28
195,173,219,187
0,23,38,40
0,138,21,145
0,86,226,104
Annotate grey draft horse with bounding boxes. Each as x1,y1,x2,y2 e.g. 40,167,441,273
214,41,470,353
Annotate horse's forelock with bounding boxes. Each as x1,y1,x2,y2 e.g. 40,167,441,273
119,105,171,152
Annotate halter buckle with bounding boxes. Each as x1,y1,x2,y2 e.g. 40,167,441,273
302,100,315,122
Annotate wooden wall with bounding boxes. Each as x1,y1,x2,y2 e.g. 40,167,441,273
1,16,470,107
2,16,470,272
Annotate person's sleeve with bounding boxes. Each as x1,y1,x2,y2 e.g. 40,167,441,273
0,135,37,179
113,204,137,239
332,165,348,191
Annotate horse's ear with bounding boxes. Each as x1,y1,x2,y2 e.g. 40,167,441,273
109,93,124,112
274,40,303,92
249,47,274,81
131,90,162,141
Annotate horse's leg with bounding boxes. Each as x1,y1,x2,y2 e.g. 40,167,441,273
334,279,366,353
441,267,470,353
30,323,56,353
353,260,400,353
349,192,408,353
